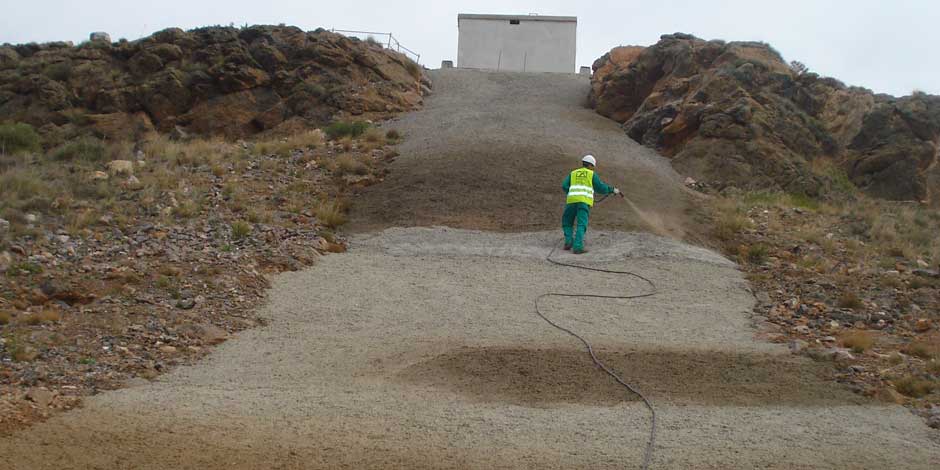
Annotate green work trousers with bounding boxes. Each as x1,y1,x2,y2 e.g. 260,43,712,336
562,202,591,251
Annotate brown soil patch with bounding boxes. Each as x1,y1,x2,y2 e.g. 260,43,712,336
398,346,871,407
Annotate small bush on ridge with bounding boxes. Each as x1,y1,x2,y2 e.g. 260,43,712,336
0,123,42,155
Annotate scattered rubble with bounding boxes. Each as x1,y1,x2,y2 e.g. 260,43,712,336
0,128,399,434
706,190,940,423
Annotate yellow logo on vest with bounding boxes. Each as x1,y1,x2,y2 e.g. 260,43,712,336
566,168,595,206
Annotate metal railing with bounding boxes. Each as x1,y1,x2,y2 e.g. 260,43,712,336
330,29,421,65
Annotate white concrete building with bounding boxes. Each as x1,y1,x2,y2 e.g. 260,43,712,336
457,14,577,73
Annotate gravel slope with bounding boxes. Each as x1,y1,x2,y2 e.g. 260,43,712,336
349,69,696,238
2,228,938,469
3,70,938,469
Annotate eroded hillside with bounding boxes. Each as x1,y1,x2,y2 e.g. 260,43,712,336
0,25,430,143
590,33,940,204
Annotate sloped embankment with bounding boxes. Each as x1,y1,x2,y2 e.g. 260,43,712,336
349,69,696,238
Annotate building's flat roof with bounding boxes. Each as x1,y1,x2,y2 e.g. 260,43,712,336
457,13,577,23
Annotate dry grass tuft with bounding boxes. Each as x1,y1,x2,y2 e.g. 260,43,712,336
362,128,386,145
903,341,938,360
231,221,252,240
837,291,863,310
927,360,940,375
744,244,769,264
0,311,12,325
841,330,875,353
893,375,936,398
334,154,369,176
338,136,354,152
314,200,347,228
21,309,61,325
253,130,323,157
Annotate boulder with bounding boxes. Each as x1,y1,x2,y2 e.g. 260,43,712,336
25,388,54,408
88,112,156,141
89,32,111,44
107,160,135,176
129,50,164,75
0,46,20,70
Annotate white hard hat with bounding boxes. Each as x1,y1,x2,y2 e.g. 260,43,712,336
582,154,597,166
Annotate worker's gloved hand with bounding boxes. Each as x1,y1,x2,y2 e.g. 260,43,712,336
614,188,624,198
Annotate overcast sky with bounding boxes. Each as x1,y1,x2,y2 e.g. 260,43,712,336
1,0,937,96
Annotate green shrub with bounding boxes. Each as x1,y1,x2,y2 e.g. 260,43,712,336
837,291,863,310
50,137,107,162
893,376,935,398
43,61,72,82
0,123,42,155
292,81,326,99
324,121,369,140
746,244,769,264
231,221,252,240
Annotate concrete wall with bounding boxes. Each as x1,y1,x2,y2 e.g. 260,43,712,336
457,14,576,73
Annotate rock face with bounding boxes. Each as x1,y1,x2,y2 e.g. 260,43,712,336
590,33,940,203
0,25,429,141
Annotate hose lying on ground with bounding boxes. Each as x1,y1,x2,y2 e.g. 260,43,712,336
535,196,659,470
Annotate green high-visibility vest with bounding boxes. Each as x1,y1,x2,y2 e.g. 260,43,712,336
566,168,595,206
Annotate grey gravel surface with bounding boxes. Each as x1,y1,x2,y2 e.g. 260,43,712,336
3,228,938,469
350,69,697,238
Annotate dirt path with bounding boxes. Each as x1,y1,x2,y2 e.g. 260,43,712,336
3,70,939,468
349,69,695,238
2,228,938,469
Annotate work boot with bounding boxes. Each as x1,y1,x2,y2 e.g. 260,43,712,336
573,248,588,255
563,243,572,251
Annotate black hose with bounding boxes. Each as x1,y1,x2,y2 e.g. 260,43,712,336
535,196,659,469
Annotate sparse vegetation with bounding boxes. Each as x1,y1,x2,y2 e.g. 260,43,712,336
314,200,347,227
253,130,323,157
363,128,386,145
43,61,72,81
713,205,751,241
49,137,107,162
386,129,401,141
893,376,936,398
0,24,417,432
837,291,863,310
841,330,875,353
404,60,421,79
0,123,42,156
745,244,769,264
903,341,937,360
21,309,61,325
709,187,940,413
927,360,940,375
334,153,369,176
325,121,370,140
231,221,252,240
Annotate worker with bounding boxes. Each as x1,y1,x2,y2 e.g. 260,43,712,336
561,155,622,254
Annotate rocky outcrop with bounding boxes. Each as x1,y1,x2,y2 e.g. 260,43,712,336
590,33,940,203
0,25,430,142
